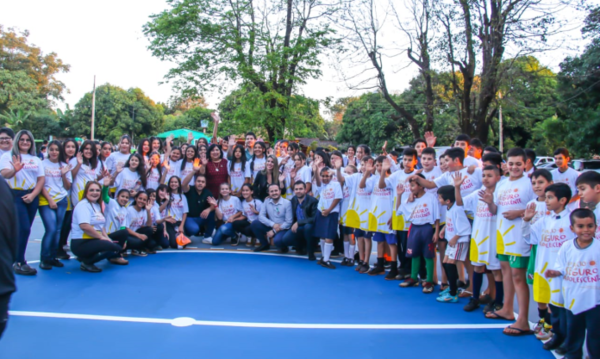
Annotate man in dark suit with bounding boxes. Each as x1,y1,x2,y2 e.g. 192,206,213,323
0,178,17,339
284,181,318,260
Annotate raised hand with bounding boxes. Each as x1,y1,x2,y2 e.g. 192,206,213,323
60,164,72,176
382,157,391,172
187,132,194,142
365,160,375,174
103,175,111,187
424,131,437,147
523,202,537,222
452,172,465,187
228,135,236,147
333,157,343,170
116,163,124,174
11,155,24,172
210,112,220,123
193,158,201,172
76,152,83,165
381,141,388,155
279,172,286,183
478,189,494,205
201,157,208,166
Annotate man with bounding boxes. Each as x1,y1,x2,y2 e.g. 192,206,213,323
0,128,14,159
283,181,318,259
182,169,216,242
0,178,17,339
245,132,257,160
251,184,293,252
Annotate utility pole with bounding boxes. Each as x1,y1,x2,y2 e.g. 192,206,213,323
498,91,503,153
91,75,96,141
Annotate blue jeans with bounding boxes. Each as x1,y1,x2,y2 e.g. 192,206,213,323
184,213,216,238
13,189,39,263
281,223,314,251
212,223,237,245
250,220,287,247
39,197,68,261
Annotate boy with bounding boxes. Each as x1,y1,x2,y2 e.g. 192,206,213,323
545,209,599,359
436,185,472,303
523,183,574,349
468,138,484,161
397,174,440,293
454,134,481,168
524,149,537,177
551,148,580,199
484,148,535,336
313,167,342,269
575,171,600,239
455,166,504,313
363,157,397,278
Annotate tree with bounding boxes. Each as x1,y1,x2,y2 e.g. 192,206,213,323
0,26,70,113
144,0,340,141
12,110,62,141
0,108,32,128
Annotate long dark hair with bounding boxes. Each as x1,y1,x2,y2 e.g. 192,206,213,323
150,136,163,153
230,144,247,172
250,141,266,172
181,145,198,170
99,141,112,162
63,139,79,161
47,140,67,165
156,184,169,205
137,138,151,158
168,175,182,195
207,143,223,162
146,151,163,179
217,182,232,206
124,152,147,188
79,140,100,170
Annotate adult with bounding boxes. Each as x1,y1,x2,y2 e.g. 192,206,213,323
199,144,229,198
0,130,45,275
57,138,79,260
344,145,358,167
253,155,286,201
0,178,16,338
182,167,216,241
283,181,318,259
251,184,293,252
0,128,14,158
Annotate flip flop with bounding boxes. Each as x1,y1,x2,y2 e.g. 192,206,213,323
485,311,515,321
503,326,534,337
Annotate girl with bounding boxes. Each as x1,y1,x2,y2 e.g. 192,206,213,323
127,191,162,253
180,145,198,181
253,155,286,201
57,138,79,260
0,130,45,275
111,153,146,197
232,184,262,247
197,144,208,161
39,140,72,270
71,141,106,208
145,151,163,190
70,181,129,273
106,135,133,179
99,141,112,163
196,137,209,148
311,151,330,198
150,136,163,155
199,144,228,198
164,176,189,249
228,144,250,198
249,141,267,181
206,183,244,245
137,138,151,167
162,143,182,185
289,152,312,193
345,145,358,167
146,188,168,248
313,167,343,269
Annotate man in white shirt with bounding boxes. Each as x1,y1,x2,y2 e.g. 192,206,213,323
0,128,14,159
251,184,294,252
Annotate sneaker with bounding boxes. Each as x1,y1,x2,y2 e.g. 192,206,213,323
383,260,391,269
395,273,411,280
317,258,324,265
385,269,399,280
358,264,370,274
437,295,459,303
202,237,213,245
439,286,450,296
320,260,336,269
146,247,157,254
80,263,102,273
463,298,480,312
39,261,53,270
109,257,129,265
340,258,348,266
536,325,553,341
14,262,37,276
533,319,545,335
231,236,239,246
50,259,64,268
542,335,563,351
56,251,70,260
131,250,148,257
479,293,493,304
367,266,385,276
554,344,567,356
355,261,364,271
422,282,435,293
346,259,355,266
400,278,419,287
457,280,468,290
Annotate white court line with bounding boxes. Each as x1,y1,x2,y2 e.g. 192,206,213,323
9,310,509,330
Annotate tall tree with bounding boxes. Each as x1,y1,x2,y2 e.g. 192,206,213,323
144,0,340,140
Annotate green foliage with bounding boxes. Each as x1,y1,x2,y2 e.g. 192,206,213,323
12,110,62,140
161,106,214,132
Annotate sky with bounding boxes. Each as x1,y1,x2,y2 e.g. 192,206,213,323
0,0,595,120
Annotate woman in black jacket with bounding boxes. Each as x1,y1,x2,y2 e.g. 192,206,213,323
252,155,286,201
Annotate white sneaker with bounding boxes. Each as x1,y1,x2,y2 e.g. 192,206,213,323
202,237,213,244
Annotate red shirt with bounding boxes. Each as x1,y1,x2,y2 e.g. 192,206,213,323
205,159,229,197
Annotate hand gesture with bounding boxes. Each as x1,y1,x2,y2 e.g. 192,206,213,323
165,216,176,224
228,135,236,147
116,163,124,174
424,131,437,147
449,236,458,248
187,132,194,143
478,190,494,205
193,158,201,172
201,157,208,166
452,172,465,188
365,160,374,174
523,202,537,222
381,141,388,155
545,270,561,278
207,196,217,206
103,175,111,187
76,152,83,165
61,164,72,176
168,134,175,142
382,157,391,172
11,155,24,173
280,156,290,166
267,148,274,156
291,222,298,233
397,182,405,195
146,201,153,211
279,172,286,183
48,199,57,210
503,210,522,220
163,161,170,171
210,112,220,123
333,157,342,170
200,208,210,219
322,209,330,217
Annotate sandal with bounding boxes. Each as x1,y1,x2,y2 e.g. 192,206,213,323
459,290,472,298
485,311,515,321
503,326,533,337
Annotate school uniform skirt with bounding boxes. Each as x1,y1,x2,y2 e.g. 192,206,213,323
314,211,339,239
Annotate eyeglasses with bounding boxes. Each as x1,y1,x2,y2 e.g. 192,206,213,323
0,137,11,142
19,138,32,143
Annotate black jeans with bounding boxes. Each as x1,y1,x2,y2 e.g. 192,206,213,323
127,227,160,250
565,305,600,359
232,219,254,237
71,230,127,265
58,210,73,252
165,221,182,249
0,293,10,340
549,304,567,344
283,223,315,254
396,231,411,272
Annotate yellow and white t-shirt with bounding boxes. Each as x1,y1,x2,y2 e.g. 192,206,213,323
315,181,343,214
71,158,103,208
344,173,370,230
40,159,72,206
71,199,105,239
0,152,44,189
423,166,446,224
166,194,189,222
104,199,129,234
218,196,243,221
114,168,143,194
228,162,251,194
398,191,439,227
462,188,498,268
366,174,394,234
127,206,149,232
386,170,415,231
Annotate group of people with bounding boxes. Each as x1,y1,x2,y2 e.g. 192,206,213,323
1,116,599,358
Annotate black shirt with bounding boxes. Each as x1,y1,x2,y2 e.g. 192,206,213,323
0,179,16,297
185,187,213,217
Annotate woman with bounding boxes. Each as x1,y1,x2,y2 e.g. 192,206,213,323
205,183,243,245
57,138,79,259
0,130,45,275
197,145,208,162
164,176,189,249
127,191,162,253
196,138,209,148
106,135,133,179
99,141,112,163
146,188,168,248
145,151,163,190
199,144,228,198
345,145,358,167
111,153,146,197
248,141,267,181
252,155,286,201
39,140,72,270
228,144,250,198
232,184,262,247
137,138,151,167
180,146,198,181
71,140,105,208
71,182,129,273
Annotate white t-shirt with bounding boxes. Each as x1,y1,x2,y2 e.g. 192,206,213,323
105,151,131,176
399,192,439,226
494,175,535,256
445,204,472,243
0,152,44,190
150,203,162,226
434,167,483,201
104,199,129,234
71,157,103,208
146,167,161,190
551,167,580,197
365,174,394,233
71,199,105,239
228,162,251,193
164,159,182,185
595,206,600,240
250,156,266,181
423,166,446,224
114,168,143,194
180,161,195,183
0,149,9,158
242,198,263,222
40,159,72,205
463,188,497,266
342,172,364,229
340,177,352,224
386,169,415,231
127,206,149,232
316,181,343,213
554,238,600,314
526,209,575,306
218,196,243,221
166,193,189,221
464,155,482,168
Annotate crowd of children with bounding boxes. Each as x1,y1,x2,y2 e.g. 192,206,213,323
1,121,599,358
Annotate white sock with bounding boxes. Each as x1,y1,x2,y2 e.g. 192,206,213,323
348,243,355,259
343,242,350,258
324,243,334,262
319,239,325,257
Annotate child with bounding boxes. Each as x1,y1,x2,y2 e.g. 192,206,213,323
575,171,600,239
397,174,440,293
436,185,472,302
485,148,535,336
523,183,574,349
206,183,244,245
551,148,580,200
455,166,503,313
545,208,599,359
314,167,343,269
333,157,358,266
522,169,554,339
232,184,262,247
